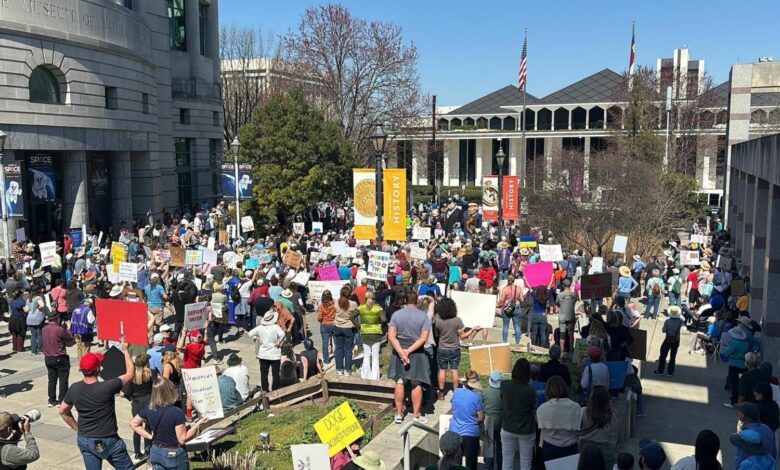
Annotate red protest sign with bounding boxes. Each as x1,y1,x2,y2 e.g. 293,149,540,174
580,273,613,300
95,299,148,345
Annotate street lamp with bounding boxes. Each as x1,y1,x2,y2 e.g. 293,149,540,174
0,130,8,266
495,142,506,235
230,137,241,240
371,123,388,240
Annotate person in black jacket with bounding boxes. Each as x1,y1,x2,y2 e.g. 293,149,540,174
172,271,198,338
539,344,572,386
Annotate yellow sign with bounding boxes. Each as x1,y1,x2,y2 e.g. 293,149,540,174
353,169,377,240
313,401,364,457
383,168,406,241
111,242,126,273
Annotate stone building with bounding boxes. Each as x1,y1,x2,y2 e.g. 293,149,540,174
0,0,223,242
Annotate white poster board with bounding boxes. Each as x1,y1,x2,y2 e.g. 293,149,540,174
312,222,323,233
450,291,497,328
367,250,390,281
690,234,705,244
207,237,215,251
307,281,351,305
182,366,224,419
612,235,628,253
184,302,208,330
119,262,138,283
223,251,238,269
106,265,120,284
591,257,604,273
545,454,580,470
412,226,431,240
39,241,57,267
330,241,348,257
292,271,311,286
538,244,563,262
293,223,305,235
240,216,255,233
291,444,330,470
438,414,452,457
15,228,25,242
680,250,700,266
202,248,218,267
410,246,428,260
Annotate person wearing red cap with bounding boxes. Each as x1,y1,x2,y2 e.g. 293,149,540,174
250,284,274,331
177,327,207,419
59,338,135,469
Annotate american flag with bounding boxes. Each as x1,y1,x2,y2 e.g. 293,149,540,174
518,35,527,91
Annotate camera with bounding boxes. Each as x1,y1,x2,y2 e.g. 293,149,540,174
10,410,41,430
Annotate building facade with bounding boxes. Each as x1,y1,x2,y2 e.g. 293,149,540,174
0,0,223,243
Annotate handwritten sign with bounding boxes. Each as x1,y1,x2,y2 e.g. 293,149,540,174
182,366,224,419
580,273,613,300
291,444,330,470
170,247,186,267
293,222,305,235
538,244,563,262
318,264,340,281
307,281,350,305
313,401,364,457
680,250,700,266
283,250,303,269
119,262,138,283
612,235,628,253
15,227,25,242
312,222,323,233
450,291,498,329
106,265,120,284
591,257,604,272
202,248,218,267
244,258,260,270
293,271,311,286
690,234,704,244
367,250,390,281
185,250,203,266
39,241,57,267
111,242,126,272
410,246,428,260
412,226,431,240
184,302,208,330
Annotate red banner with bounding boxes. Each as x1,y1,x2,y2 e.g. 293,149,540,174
482,175,498,222
95,299,149,345
502,176,519,221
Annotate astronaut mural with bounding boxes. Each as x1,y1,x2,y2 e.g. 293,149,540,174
4,163,24,218
221,162,254,200
27,154,56,202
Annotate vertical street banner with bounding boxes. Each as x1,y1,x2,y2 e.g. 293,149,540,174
481,175,498,222
502,175,519,221
27,153,56,202
383,168,406,241
4,163,23,218
221,162,254,200
352,169,377,240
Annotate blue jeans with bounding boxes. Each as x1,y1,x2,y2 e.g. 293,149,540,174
668,291,681,307
333,327,355,372
320,324,335,363
529,314,549,347
28,324,42,353
501,307,522,344
644,294,661,319
150,445,189,469
76,435,134,470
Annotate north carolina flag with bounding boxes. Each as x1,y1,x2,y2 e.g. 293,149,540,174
629,22,636,76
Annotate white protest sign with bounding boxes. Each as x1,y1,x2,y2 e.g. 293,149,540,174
202,248,218,267
307,281,351,305
241,216,255,233
98,231,104,247
119,262,138,283
690,234,704,244
291,444,330,470
591,257,604,273
106,265,120,283
612,235,628,253
330,241,348,257
15,228,25,242
193,277,202,291
450,291,497,328
293,222,305,235
410,246,428,260
292,271,311,286
207,237,215,251
680,250,700,266
313,222,323,233
223,251,238,269
538,244,563,262
184,302,208,330
39,241,57,267
367,250,391,281
438,414,452,457
412,226,431,240
182,366,223,419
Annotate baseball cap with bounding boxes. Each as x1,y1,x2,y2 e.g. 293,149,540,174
638,439,666,469
190,330,202,338
153,333,164,344
159,324,172,332
587,346,601,358
489,371,503,389
735,402,760,422
79,352,105,372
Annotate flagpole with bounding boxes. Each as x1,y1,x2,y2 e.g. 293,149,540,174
521,27,528,195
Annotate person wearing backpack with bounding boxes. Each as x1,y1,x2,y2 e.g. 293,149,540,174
667,268,683,308
655,306,683,376
644,269,665,320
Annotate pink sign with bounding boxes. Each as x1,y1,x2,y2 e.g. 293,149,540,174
319,264,341,281
523,262,554,288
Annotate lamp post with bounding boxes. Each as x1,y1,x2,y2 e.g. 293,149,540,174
495,142,506,236
230,137,241,240
0,131,8,266
370,123,388,240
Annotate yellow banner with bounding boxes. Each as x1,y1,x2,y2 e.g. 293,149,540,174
383,168,407,241
111,242,126,273
313,401,365,457
353,169,377,240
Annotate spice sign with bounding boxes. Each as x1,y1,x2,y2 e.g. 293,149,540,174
313,401,364,457
184,302,208,330
182,366,224,420
367,250,390,281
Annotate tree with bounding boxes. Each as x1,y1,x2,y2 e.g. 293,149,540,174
283,4,427,163
237,89,356,228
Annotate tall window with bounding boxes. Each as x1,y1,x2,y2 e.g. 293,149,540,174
491,139,510,175
209,139,221,198
199,3,208,56
459,139,476,186
29,66,61,104
175,138,192,206
167,0,186,51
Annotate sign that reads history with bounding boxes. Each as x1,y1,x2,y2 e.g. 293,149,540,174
383,168,406,241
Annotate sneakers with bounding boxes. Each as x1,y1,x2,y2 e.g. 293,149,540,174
132,454,144,462
635,411,645,418
394,414,404,424
47,401,57,408
336,370,344,376
723,402,734,408
413,415,428,425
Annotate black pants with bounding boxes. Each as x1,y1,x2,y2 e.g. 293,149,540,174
45,355,70,403
657,339,679,375
259,359,280,392
461,435,480,470
729,365,747,404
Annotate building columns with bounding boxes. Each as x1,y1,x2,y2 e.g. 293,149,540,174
207,0,220,82
475,139,486,183
741,175,757,272
448,140,460,186
761,185,780,364
62,151,89,230
442,141,450,187
411,153,419,185
185,0,201,73
111,152,133,230
749,179,769,323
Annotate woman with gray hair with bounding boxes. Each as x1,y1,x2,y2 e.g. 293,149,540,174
424,431,464,470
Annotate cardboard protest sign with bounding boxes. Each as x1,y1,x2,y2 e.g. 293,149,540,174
731,279,745,297
119,262,138,283
99,346,126,381
170,246,186,267
523,262,554,288
410,246,428,260
240,216,254,233
293,271,311,286
468,343,512,375
245,258,260,270
293,223,305,235
612,235,628,253
580,273,613,300
318,264,340,281
39,241,57,267
182,366,224,419
312,222,323,233
218,230,228,246
291,444,330,470
690,234,704,244
412,226,431,240
95,299,148,345
313,401,364,457
591,257,604,272
15,227,25,242
519,236,537,248
538,244,563,262
185,250,203,266
307,281,350,305
367,250,390,281
184,302,209,330
716,255,731,270
450,291,497,328
626,327,647,361
202,248,218,267
111,242,126,272
284,250,303,269
680,250,700,266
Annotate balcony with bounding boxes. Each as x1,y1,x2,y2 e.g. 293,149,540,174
172,79,222,101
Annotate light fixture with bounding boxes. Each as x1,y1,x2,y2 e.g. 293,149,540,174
230,137,240,157
370,123,388,154
495,144,506,167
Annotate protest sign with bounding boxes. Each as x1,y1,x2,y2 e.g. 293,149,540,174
284,250,303,269
318,264,340,281
293,223,305,235
245,258,260,270
572,338,589,364
626,327,647,361
313,401,364,457
412,226,431,240
218,230,228,246
111,242,126,272
291,444,330,470
293,271,311,286
519,236,537,248
240,216,254,233
207,236,215,251
170,246,186,267
606,361,629,390
731,279,745,297
307,281,350,305
193,277,203,291
468,343,512,375
545,454,580,470
591,256,604,272
538,244,563,262
612,235,628,253
439,414,452,457
680,250,700,266
95,299,148,345
259,253,274,264
106,265,120,283
716,255,731,270
367,250,390,281
98,346,126,381
119,262,138,283
182,366,224,419
100,248,110,257
39,241,57,267
410,246,428,260
450,291,497,329
330,241,348,257
313,222,323,233
580,273,613,300
523,262,554,288
185,250,203,266
184,302,209,330
202,248,218,267
15,227,25,242
690,234,704,244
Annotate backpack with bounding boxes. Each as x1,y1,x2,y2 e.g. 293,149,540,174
230,284,241,303
672,277,682,295
652,281,661,295
666,318,682,342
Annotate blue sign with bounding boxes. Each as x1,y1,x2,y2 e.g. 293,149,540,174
4,163,24,218
221,162,253,200
70,228,82,248
27,153,56,202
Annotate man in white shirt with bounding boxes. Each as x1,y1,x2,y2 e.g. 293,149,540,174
223,353,251,401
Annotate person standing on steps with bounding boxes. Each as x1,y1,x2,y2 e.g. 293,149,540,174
42,308,75,407
655,306,683,376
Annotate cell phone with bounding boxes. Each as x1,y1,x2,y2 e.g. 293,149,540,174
463,327,472,332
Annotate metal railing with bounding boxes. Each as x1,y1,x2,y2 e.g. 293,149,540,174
397,420,439,470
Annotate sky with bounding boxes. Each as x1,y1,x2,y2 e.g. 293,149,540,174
220,1,780,107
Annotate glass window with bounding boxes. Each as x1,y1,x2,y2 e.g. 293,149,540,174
199,3,207,56
123,0,133,9
212,111,219,127
175,137,191,166
29,66,61,104
176,137,193,206
142,93,149,114
105,87,118,109
167,0,186,51
178,171,192,208
209,139,221,197
180,108,190,124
